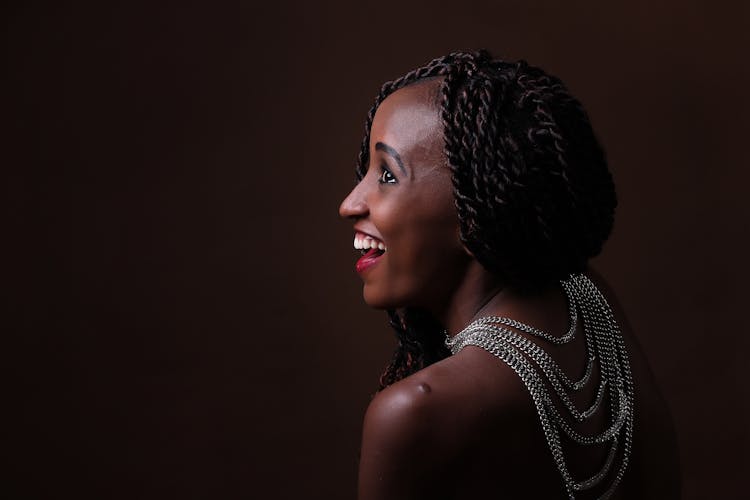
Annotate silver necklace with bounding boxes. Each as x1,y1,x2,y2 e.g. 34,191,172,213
445,274,634,500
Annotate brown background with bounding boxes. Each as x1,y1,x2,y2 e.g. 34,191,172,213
5,1,749,498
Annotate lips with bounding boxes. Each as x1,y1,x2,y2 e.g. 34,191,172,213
352,229,386,274
356,247,385,273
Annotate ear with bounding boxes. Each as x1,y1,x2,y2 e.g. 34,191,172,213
462,244,475,258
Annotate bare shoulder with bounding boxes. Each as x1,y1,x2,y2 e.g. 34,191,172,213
363,350,531,442
360,375,442,457
357,369,449,500
358,354,533,500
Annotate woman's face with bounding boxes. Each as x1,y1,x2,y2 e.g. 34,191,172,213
339,81,471,311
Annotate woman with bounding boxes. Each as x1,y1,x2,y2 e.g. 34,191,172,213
339,51,679,499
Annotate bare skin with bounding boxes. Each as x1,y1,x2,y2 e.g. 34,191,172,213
340,81,680,499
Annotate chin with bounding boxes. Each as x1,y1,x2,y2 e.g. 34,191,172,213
362,283,422,311
361,283,402,310
362,289,395,310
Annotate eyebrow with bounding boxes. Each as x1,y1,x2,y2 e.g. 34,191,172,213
375,142,408,177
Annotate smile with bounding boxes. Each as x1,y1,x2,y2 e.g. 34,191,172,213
353,232,387,253
353,232,386,273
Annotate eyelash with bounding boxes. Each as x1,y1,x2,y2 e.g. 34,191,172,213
378,165,397,184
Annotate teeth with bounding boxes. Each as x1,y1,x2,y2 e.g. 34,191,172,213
353,232,387,252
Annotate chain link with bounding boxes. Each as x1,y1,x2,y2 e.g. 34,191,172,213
445,274,634,499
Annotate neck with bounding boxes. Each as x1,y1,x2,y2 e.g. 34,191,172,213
432,260,506,336
432,261,564,338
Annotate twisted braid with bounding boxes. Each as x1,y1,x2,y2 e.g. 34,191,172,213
357,50,617,390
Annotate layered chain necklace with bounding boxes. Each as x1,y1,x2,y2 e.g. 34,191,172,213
445,274,634,500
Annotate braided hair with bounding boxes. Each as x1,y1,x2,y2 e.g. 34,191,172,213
355,50,617,390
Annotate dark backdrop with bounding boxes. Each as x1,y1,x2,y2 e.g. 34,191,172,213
5,1,749,498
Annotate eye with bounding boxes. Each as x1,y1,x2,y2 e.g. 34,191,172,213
378,165,397,184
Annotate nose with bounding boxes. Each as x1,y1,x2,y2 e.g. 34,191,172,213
339,181,369,220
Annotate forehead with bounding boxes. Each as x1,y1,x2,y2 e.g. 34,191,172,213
370,80,443,156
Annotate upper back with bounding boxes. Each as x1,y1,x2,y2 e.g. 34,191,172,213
358,271,680,499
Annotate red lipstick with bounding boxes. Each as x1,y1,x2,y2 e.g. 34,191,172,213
356,248,384,273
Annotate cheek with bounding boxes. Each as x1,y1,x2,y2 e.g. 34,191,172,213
364,181,465,308
385,209,465,295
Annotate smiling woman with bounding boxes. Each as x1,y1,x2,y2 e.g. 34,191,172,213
341,81,468,312
339,51,679,500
